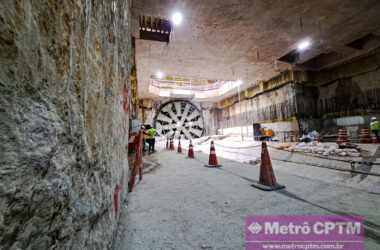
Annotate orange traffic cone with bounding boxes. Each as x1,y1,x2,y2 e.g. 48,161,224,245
188,140,195,159
204,141,222,168
169,138,175,151
359,129,372,143
336,128,349,144
251,141,285,191
316,134,321,143
177,138,182,153
372,134,379,144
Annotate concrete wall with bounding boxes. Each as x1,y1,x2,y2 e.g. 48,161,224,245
300,50,380,135
221,84,297,126
0,1,132,249
217,83,299,140
215,50,380,140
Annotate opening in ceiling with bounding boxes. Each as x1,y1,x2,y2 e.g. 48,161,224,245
278,49,300,64
139,15,172,43
346,33,378,50
300,51,344,70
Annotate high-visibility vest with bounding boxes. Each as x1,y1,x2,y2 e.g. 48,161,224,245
146,128,157,139
371,120,380,131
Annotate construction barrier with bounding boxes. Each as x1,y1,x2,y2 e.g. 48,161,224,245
169,138,175,150
177,138,182,153
128,130,143,193
251,141,285,191
373,134,380,144
204,140,222,168
359,128,372,143
336,128,349,144
188,140,195,158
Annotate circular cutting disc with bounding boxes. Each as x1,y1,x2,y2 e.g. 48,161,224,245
154,100,205,139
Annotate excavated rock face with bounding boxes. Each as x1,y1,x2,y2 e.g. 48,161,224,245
0,0,131,249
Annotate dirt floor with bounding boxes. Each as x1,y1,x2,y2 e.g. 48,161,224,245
114,148,380,250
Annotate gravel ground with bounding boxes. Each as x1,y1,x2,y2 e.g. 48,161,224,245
114,150,380,250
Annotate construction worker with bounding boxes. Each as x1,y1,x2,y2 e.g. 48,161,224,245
370,117,380,142
145,125,157,153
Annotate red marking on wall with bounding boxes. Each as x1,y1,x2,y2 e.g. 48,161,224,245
113,184,121,216
123,85,129,113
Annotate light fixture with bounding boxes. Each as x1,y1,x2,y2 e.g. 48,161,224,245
297,39,311,51
155,71,164,79
171,12,183,26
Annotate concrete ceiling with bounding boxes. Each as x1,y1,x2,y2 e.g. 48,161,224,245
132,0,380,99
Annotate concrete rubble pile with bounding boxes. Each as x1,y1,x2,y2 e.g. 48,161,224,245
280,142,362,157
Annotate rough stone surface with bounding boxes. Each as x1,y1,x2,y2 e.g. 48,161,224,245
0,1,132,249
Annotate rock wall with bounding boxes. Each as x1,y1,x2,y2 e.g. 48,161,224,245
0,1,132,249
